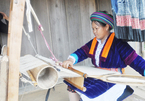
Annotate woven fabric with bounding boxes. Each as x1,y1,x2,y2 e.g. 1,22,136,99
111,0,145,41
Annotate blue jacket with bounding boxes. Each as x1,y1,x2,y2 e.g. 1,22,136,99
70,33,145,76
64,32,145,98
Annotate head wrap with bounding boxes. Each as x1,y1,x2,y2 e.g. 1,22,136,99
90,11,114,29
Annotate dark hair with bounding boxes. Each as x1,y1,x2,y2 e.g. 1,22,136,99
93,11,113,31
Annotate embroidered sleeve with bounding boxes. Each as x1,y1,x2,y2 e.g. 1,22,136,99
117,39,145,76
69,39,93,64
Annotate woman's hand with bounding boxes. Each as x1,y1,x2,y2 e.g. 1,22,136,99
0,12,9,21
62,58,74,68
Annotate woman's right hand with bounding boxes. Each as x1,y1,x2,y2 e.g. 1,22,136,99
62,58,74,68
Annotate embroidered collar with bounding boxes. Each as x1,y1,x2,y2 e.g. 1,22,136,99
89,32,115,59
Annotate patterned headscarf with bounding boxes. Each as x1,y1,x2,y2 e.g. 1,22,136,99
90,11,114,29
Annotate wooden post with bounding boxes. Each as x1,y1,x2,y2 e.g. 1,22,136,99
7,0,25,101
0,46,8,101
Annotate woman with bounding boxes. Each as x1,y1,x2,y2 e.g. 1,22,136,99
62,11,145,101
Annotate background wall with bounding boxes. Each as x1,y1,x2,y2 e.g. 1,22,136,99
0,0,96,66
0,0,141,65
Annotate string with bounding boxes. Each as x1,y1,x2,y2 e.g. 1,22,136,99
19,75,36,101
38,25,59,63
24,24,61,65
23,27,38,55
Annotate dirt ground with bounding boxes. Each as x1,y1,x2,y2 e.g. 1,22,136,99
19,83,145,101
19,83,69,101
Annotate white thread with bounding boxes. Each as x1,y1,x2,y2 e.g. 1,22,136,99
20,76,35,86
23,27,38,55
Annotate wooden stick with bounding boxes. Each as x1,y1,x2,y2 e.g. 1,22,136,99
7,0,25,101
19,72,22,78
29,3,44,31
0,46,8,101
64,78,86,92
27,70,37,86
89,74,145,86
68,66,88,78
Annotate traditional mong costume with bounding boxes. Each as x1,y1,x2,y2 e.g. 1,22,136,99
64,11,145,101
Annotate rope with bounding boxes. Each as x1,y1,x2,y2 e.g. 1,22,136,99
19,73,37,100
23,24,61,66
23,27,38,55
38,25,59,63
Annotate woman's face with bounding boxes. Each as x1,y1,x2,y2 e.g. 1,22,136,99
92,21,109,42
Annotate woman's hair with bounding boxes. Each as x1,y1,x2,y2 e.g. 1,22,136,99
91,11,113,31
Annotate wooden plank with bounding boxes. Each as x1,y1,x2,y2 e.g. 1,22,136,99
79,0,94,65
0,0,10,16
80,0,92,43
64,77,86,92
88,0,96,38
65,0,84,65
31,0,52,58
65,0,82,51
7,0,25,101
96,0,112,14
48,0,69,62
0,46,8,101
0,57,8,101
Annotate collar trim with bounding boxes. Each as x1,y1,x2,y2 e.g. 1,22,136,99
89,32,115,59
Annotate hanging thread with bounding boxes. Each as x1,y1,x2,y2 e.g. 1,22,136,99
38,24,59,63
23,27,38,55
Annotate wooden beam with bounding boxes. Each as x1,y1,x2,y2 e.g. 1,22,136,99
0,46,8,101
7,0,25,101
64,77,86,92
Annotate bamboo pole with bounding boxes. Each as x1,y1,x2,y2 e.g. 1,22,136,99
27,70,38,86
7,0,25,101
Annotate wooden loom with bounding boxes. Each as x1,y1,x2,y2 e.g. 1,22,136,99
19,55,145,93
2,0,44,101
2,0,145,101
